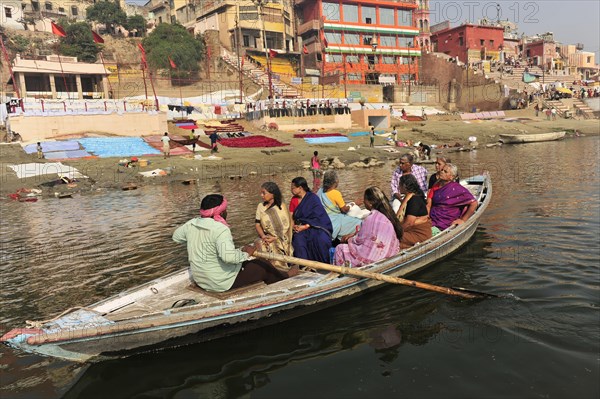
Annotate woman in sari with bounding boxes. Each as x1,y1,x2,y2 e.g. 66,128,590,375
429,164,477,231
317,170,362,240
334,187,402,267
397,174,432,249
255,182,294,269
290,176,333,263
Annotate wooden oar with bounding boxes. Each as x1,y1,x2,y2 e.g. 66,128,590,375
255,251,495,299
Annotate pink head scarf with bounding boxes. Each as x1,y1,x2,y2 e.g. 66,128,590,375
199,197,229,226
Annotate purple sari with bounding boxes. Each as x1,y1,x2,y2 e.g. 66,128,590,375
429,181,476,230
292,191,333,263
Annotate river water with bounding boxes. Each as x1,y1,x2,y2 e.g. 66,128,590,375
1,136,598,398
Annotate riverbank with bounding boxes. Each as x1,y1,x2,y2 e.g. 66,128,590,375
1,109,598,198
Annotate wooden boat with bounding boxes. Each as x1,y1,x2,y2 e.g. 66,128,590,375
498,131,566,144
1,174,492,362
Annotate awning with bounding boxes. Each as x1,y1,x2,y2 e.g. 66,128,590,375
556,87,572,94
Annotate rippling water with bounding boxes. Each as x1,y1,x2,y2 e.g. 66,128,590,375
1,136,598,398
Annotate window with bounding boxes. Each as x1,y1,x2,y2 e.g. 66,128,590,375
344,33,360,45
398,37,412,47
31,1,39,11
587,56,592,63
71,6,78,16
459,37,464,46
362,6,376,24
398,10,412,26
399,56,411,64
240,12,258,20
382,56,395,64
342,4,358,22
347,73,362,81
379,35,396,47
346,55,359,64
326,54,343,63
243,35,250,47
380,7,394,25
323,2,340,21
480,39,485,46
325,32,342,45
363,36,373,46
58,7,64,12
490,39,494,46
4,7,12,18
45,2,52,11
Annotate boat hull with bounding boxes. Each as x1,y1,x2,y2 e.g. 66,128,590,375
499,131,566,144
3,175,492,362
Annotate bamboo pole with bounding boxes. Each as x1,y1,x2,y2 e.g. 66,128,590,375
255,251,486,299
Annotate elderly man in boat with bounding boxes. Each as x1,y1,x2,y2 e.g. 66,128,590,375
429,164,477,231
173,194,297,292
390,153,428,212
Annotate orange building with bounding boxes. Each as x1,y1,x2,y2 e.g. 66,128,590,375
296,0,421,87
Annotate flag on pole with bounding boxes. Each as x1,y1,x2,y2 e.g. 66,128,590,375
51,21,67,37
168,56,177,69
92,31,104,44
303,44,309,54
268,49,278,58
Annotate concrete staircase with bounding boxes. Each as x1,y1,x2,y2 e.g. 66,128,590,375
221,49,299,99
488,65,577,90
572,98,596,119
542,99,570,117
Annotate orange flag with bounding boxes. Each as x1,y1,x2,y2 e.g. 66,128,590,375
168,56,177,69
303,44,309,54
51,21,66,37
138,43,147,67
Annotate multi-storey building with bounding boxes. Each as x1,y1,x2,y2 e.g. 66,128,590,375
297,0,421,86
414,0,430,52
431,23,504,64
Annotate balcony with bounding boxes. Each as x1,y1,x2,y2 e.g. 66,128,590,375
297,20,321,36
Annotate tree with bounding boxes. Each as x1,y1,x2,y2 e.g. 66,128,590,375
86,1,127,35
58,22,101,63
125,15,147,37
143,24,205,80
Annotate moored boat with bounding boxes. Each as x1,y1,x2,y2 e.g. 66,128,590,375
1,174,492,362
498,131,566,144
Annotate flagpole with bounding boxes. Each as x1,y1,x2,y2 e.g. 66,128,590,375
0,37,24,111
56,52,71,102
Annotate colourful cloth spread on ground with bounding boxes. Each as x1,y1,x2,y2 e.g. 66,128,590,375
293,133,345,138
23,141,80,154
43,150,93,160
304,137,351,144
219,135,289,148
78,137,161,158
143,135,195,155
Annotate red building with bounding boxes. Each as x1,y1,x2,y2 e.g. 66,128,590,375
524,40,558,70
431,24,504,64
295,0,421,88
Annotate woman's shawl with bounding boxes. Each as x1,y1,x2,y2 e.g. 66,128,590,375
317,188,362,239
292,192,333,263
256,202,293,259
429,181,476,230
333,209,399,267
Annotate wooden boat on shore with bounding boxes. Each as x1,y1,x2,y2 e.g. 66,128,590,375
1,174,492,363
498,131,566,144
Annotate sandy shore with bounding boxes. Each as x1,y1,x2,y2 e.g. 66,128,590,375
1,108,598,198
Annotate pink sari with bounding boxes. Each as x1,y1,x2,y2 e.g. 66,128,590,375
334,209,399,267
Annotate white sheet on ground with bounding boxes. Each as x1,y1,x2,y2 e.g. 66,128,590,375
8,162,87,179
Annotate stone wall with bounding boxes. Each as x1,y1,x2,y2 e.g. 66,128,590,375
9,112,168,141
419,53,505,111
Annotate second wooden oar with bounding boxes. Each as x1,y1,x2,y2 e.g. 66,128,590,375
255,251,495,299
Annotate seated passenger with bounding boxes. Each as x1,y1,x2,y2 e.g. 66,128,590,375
317,170,362,240
334,187,402,267
290,177,333,264
255,182,294,269
397,174,433,249
173,194,294,292
429,164,477,231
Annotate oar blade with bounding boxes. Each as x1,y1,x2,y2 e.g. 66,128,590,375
451,287,499,299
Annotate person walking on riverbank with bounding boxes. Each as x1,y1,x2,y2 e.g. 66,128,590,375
161,132,170,159
36,142,44,159
369,125,375,148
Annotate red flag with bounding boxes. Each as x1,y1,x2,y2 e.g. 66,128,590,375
303,44,309,54
241,57,245,66
92,31,104,44
51,21,66,37
168,56,177,69
268,49,277,58
320,30,328,48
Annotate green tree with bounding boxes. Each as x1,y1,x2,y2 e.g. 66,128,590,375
125,15,147,37
58,22,101,63
143,23,205,80
86,0,127,35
